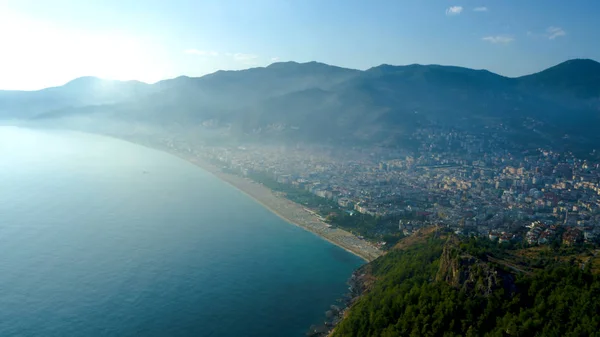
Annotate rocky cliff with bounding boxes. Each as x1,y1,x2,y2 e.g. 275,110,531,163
436,237,516,296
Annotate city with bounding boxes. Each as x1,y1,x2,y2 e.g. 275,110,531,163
130,125,600,252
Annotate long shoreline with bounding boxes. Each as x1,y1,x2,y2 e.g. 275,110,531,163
116,136,382,262
184,156,380,262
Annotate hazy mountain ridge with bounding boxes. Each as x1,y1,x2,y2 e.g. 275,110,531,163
3,59,600,151
517,59,600,100
0,76,154,119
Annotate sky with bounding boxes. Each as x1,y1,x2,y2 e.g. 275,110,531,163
0,0,598,90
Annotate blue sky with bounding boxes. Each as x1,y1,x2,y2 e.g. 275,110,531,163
0,0,598,90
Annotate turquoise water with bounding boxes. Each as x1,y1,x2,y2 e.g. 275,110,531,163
0,127,363,337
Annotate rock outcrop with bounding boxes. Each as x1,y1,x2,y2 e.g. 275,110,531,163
436,238,515,296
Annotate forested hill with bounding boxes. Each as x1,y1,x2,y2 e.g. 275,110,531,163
331,229,600,337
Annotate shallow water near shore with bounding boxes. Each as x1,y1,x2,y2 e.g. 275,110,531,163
0,126,363,337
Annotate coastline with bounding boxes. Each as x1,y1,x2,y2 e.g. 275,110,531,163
116,136,382,262
184,156,382,262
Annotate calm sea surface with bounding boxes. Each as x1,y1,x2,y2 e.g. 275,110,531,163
0,126,363,337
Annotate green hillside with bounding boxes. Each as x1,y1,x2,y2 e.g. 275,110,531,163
332,230,600,337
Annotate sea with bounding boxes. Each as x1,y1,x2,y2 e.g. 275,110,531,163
0,126,364,337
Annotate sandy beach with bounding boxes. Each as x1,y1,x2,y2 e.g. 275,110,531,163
184,156,383,262
116,136,382,262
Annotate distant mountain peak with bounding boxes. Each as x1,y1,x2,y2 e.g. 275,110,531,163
521,58,600,78
556,58,600,67
517,58,600,99
267,61,301,68
63,76,105,87
542,58,600,74
61,76,149,89
266,61,358,72
267,60,329,67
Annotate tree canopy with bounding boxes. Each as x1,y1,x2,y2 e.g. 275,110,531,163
332,236,600,337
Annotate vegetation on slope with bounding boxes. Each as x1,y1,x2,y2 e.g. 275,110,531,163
332,230,600,337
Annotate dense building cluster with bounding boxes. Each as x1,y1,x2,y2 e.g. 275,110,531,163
152,126,600,248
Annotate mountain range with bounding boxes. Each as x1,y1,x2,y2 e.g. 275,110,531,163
2,59,600,152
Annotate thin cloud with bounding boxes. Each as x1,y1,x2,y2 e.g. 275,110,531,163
473,7,488,12
546,26,566,39
223,52,260,65
482,35,514,44
186,50,260,64
270,57,280,62
526,30,543,39
184,49,219,57
445,6,463,15
232,53,259,61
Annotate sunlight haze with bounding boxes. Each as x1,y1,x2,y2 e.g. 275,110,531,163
1,0,598,90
